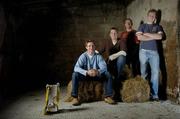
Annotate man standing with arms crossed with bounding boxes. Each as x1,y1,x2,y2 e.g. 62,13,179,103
136,9,164,101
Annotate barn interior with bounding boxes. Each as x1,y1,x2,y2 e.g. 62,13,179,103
0,0,180,115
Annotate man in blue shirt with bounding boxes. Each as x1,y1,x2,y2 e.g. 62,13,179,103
136,9,164,101
71,39,116,106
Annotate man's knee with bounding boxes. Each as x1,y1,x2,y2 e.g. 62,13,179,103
72,72,79,76
117,56,126,65
117,55,126,60
72,72,84,81
102,71,112,80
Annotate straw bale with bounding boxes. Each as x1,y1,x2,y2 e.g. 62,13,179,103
121,76,150,102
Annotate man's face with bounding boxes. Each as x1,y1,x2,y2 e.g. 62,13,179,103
109,29,118,40
125,20,132,29
147,12,156,23
86,42,95,55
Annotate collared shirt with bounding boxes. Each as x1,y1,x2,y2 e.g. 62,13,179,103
74,52,107,76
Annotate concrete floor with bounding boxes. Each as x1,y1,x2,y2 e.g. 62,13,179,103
0,87,180,119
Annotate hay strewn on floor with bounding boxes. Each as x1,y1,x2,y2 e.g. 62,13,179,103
121,76,150,103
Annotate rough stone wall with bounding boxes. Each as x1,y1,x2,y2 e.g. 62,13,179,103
0,4,6,77
0,2,126,89
127,0,179,101
0,4,6,101
177,1,180,103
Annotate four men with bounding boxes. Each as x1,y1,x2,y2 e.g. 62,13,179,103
71,8,164,105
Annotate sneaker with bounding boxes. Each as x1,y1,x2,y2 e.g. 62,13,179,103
72,98,81,106
104,97,116,105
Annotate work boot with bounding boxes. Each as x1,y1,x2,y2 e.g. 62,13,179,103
72,98,81,106
104,97,116,105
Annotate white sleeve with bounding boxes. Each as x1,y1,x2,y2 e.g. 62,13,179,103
109,51,126,61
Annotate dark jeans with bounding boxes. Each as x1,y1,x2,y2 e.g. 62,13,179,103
126,54,140,77
108,56,126,99
71,72,113,98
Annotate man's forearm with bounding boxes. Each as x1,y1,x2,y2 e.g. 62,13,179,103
137,34,153,41
137,34,162,41
109,51,126,61
144,33,162,40
74,66,87,76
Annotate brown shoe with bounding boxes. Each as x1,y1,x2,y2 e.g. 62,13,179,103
72,98,81,106
104,97,116,105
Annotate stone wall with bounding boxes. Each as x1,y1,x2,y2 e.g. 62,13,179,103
177,0,180,103
0,3,6,101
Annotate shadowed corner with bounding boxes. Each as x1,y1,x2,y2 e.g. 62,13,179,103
43,107,90,115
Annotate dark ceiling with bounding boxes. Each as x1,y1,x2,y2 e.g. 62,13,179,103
0,0,135,20
1,0,134,9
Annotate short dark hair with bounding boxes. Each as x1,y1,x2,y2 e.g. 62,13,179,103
84,39,95,46
110,27,118,31
147,9,157,16
109,27,118,34
124,18,133,25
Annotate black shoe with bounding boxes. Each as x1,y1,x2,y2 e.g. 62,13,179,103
113,96,122,102
153,98,159,101
150,98,159,102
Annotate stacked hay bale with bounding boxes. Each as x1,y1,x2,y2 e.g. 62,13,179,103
64,80,103,103
121,76,150,103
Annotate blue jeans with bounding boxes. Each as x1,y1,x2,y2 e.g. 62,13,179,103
71,72,113,97
139,49,160,99
108,56,126,99
116,56,126,80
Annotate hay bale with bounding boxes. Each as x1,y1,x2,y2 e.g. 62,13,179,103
64,80,103,102
121,76,150,103
64,80,74,102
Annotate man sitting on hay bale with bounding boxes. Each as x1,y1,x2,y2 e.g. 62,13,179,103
71,39,116,106
98,27,127,101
